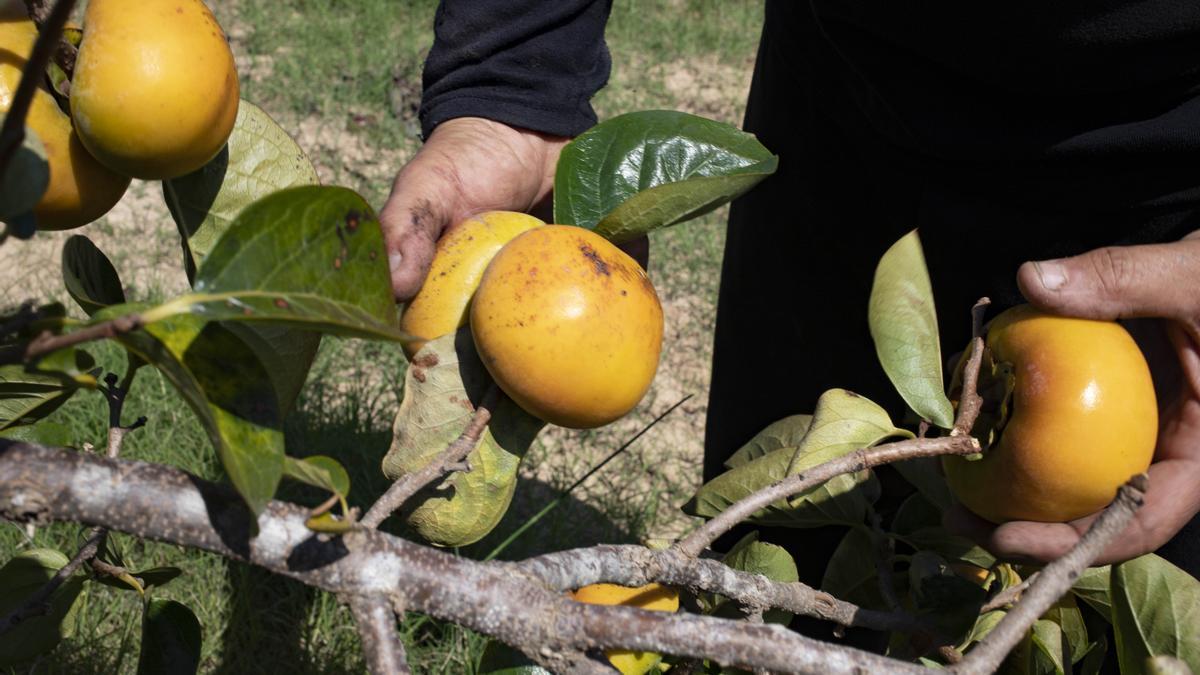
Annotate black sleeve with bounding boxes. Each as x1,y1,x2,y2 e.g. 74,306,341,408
419,0,613,139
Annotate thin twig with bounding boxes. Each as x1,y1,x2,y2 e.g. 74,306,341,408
348,595,411,675
12,314,143,365
951,475,1148,675
0,525,104,636
979,573,1037,614
359,385,499,529
868,510,901,612
951,335,985,438
0,0,76,174
970,298,991,341
674,435,980,558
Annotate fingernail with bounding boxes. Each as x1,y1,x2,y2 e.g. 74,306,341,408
388,252,403,274
1034,260,1067,291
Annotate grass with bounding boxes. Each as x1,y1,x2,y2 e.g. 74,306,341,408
1,0,764,672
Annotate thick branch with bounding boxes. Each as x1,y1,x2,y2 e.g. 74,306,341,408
360,386,499,529
518,545,932,637
0,443,921,674
951,475,1148,675
675,435,981,557
348,596,410,675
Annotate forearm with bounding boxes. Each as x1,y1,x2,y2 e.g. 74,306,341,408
420,0,614,139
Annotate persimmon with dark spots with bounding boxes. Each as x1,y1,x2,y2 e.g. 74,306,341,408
470,225,663,429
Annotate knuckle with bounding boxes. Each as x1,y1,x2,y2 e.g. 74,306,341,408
1089,246,1136,299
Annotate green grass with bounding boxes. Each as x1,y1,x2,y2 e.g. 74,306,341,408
2,0,763,672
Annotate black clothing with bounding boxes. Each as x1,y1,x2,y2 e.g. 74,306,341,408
420,0,613,139
419,0,1200,583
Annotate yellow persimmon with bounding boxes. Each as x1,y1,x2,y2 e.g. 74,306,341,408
571,583,679,675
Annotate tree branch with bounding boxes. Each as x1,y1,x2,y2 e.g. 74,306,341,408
348,595,410,675
518,544,934,637
7,314,143,366
979,572,1036,614
0,443,924,674
674,435,981,557
951,475,1148,675
359,385,499,529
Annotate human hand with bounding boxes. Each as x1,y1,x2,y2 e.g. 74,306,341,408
380,117,568,301
945,232,1200,565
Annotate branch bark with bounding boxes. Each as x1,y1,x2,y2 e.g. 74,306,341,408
348,596,411,675
951,475,1148,675
0,443,921,674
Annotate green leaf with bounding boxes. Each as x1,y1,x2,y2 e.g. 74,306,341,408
1113,554,1200,674
1044,594,1089,665
0,348,97,431
61,235,126,316
1071,566,1112,621
163,99,320,280
137,599,201,675
145,186,403,342
283,455,350,496
685,445,879,528
959,610,1006,650
719,531,799,625
1031,619,1068,675
784,389,912,478
94,306,284,514
382,330,545,547
0,548,86,667
162,102,323,412
0,126,49,223
0,421,75,448
867,230,954,429
1079,634,1109,675
554,110,778,241
900,527,996,569
223,322,319,416
821,528,886,609
723,414,812,469
891,493,942,535
893,456,955,512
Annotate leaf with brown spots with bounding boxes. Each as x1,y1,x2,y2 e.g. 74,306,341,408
382,329,544,547
144,186,409,344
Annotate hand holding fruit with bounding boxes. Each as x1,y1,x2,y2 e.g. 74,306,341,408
380,117,569,300
947,232,1200,564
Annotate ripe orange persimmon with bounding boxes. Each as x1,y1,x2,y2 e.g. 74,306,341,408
943,305,1157,523
470,225,663,429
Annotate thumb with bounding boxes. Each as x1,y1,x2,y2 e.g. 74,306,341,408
1016,238,1200,321
378,161,458,302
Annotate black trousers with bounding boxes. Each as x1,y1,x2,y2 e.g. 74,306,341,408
703,2,1200,592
